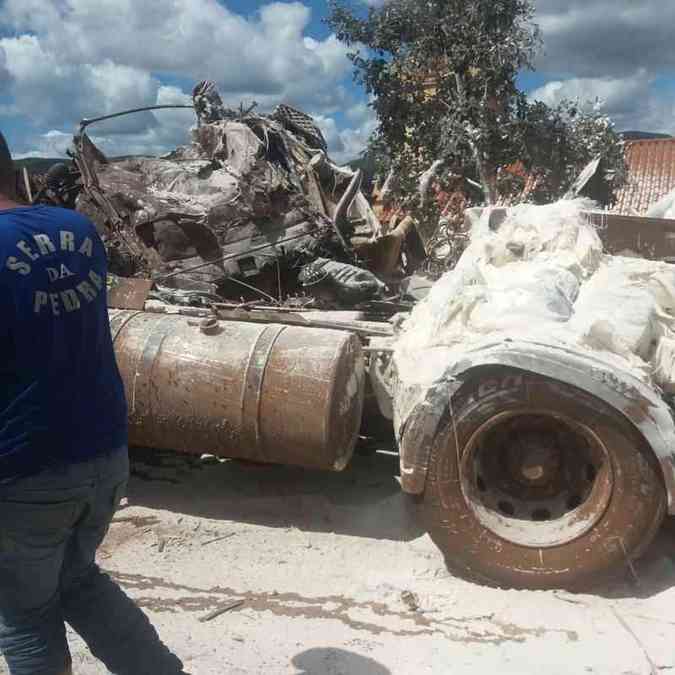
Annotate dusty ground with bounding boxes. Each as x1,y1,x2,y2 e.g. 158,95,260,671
4,447,675,674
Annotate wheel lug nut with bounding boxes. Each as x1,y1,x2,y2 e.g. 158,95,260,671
522,465,545,481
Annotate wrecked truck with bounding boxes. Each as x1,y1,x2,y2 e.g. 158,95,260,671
34,93,675,590
49,82,423,313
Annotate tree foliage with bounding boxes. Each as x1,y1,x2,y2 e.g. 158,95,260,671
328,0,626,227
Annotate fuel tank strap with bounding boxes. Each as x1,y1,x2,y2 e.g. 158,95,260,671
240,324,287,462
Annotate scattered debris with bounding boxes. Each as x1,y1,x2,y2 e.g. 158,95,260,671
201,533,237,547
400,591,420,612
200,600,245,623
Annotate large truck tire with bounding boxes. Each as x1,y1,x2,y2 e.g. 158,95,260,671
420,368,666,589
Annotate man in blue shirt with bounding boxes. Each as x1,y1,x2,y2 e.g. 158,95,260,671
0,132,187,674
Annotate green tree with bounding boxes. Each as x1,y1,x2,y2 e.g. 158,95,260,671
328,0,625,228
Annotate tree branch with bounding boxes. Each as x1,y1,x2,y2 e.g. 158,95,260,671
454,72,497,205
419,159,445,208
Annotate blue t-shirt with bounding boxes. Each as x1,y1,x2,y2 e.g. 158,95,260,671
0,206,128,480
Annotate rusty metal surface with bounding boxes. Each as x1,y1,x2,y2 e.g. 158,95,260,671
109,310,365,471
458,409,615,548
615,139,675,215
107,277,154,309
585,211,675,260
213,307,394,337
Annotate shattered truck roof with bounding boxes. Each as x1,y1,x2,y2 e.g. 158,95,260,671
62,81,408,310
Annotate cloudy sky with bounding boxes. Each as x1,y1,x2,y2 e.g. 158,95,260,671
1,0,674,162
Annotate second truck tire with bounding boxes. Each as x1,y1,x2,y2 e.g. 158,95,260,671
420,367,666,590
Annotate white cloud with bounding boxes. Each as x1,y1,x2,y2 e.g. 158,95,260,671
535,0,675,77
0,0,365,156
304,35,353,80
531,73,649,113
0,0,351,101
14,130,73,159
314,103,377,164
15,0,674,160
0,35,161,134
345,100,375,125
0,44,9,85
531,72,675,134
0,104,19,117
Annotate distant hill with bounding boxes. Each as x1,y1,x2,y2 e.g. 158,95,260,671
621,131,673,141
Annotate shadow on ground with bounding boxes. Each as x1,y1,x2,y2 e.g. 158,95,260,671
127,446,424,543
292,648,391,675
126,446,675,595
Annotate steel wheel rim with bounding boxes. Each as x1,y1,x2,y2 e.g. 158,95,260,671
458,409,614,548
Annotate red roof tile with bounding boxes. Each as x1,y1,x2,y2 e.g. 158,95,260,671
615,139,675,215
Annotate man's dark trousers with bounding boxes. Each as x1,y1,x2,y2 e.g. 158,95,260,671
0,446,185,675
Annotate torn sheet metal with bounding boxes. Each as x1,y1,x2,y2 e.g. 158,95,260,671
60,82,393,309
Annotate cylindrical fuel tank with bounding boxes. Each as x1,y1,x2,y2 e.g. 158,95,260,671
109,310,365,471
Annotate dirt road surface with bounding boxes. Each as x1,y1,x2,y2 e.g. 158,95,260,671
3,448,674,674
